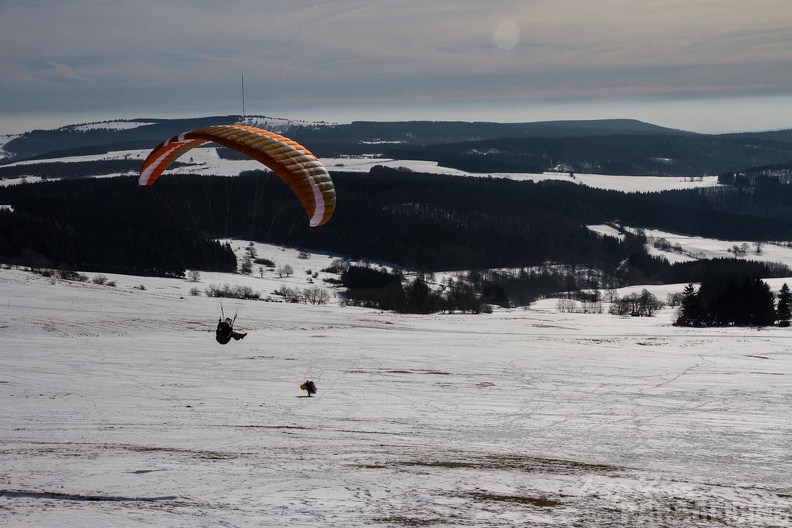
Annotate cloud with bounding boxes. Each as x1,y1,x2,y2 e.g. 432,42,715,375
0,0,790,132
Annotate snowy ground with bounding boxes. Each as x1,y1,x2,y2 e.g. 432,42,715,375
1,244,791,526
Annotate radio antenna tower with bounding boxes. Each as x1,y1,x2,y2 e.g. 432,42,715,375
241,73,246,119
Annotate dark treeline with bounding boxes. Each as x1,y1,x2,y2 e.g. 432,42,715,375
656,258,790,285
0,160,142,179
0,176,236,277
609,186,792,240
645,185,792,231
1,168,792,282
0,170,632,274
0,142,155,164
341,259,791,312
386,135,792,176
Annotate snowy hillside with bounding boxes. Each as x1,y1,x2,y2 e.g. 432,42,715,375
589,224,792,266
237,115,336,133
1,240,791,526
0,134,17,162
0,143,722,194
66,121,158,132
54,116,331,135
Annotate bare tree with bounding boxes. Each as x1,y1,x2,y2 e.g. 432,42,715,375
603,287,619,303
304,286,330,305
275,285,302,302
275,265,295,278
241,257,253,274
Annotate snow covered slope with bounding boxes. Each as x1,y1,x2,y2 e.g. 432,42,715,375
589,224,792,266
1,259,790,526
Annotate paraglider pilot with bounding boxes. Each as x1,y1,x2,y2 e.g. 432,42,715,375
300,380,317,397
216,317,246,345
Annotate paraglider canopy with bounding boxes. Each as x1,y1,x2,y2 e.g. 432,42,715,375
139,124,336,227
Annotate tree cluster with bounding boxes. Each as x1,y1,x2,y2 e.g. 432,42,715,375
273,285,330,304
674,277,784,327
205,283,260,300
717,161,792,187
340,266,480,314
609,289,663,317
0,160,143,180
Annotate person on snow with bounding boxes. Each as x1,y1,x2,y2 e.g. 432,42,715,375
300,380,317,397
216,317,246,345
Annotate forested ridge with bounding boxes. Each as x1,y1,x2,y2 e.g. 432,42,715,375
1,168,792,283
1,117,688,161
386,135,792,176
4,117,790,178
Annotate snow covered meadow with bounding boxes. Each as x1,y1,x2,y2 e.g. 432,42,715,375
1,239,791,526
1,124,790,525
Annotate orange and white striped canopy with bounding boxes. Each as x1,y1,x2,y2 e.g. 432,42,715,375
139,124,335,227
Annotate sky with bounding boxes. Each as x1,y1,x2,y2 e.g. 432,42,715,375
1,0,791,135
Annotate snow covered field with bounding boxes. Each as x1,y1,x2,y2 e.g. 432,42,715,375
1,243,791,526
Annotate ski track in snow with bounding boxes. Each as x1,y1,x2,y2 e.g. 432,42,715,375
1,264,791,526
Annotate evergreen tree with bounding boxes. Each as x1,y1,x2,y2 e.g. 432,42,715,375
404,276,434,313
707,276,775,326
746,277,776,326
481,282,510,308
777,283,792,327
675,283,706,326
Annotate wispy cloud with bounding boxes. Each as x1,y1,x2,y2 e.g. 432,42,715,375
0,0,790,132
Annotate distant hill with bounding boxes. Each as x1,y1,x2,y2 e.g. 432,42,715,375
719,129,792,143
1,116,688,161
291,118,693,144
2,115,791,177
